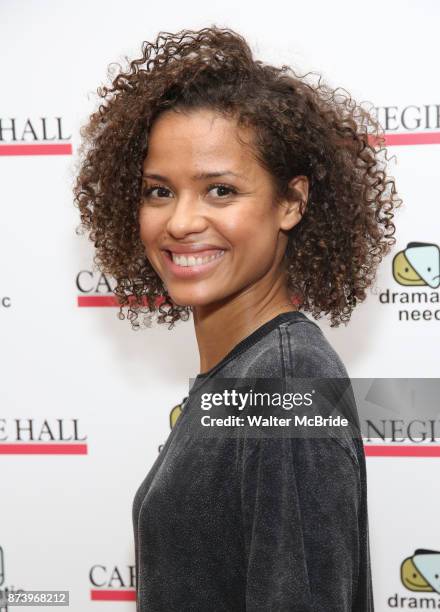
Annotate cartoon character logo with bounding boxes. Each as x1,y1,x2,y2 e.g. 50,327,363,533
169,397,188,429
393,242,440,288
401,549,440,593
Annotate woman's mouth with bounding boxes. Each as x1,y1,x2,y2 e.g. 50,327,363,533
162,249,226,278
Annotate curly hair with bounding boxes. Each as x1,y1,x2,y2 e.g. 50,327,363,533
73,25,402,330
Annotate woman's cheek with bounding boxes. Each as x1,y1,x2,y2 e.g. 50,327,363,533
139,211,161,247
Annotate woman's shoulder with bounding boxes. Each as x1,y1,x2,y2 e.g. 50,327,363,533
240,313,350,380
284,316,349,378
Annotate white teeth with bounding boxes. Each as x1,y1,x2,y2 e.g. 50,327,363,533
171,250,225,267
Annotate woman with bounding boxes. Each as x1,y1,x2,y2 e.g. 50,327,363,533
74,26,401,611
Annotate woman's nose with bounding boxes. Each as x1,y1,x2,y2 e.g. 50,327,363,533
165,196,207,237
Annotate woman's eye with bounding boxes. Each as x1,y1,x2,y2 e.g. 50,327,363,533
142,185,171,199
141,183,237,202
209,184,237,198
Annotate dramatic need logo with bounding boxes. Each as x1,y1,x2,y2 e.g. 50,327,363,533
377,241,440,321
393,243,440,289
401,549,440,594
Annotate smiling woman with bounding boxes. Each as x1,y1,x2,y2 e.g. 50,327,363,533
73,26,401,333
138,107,307,318
73,25,401,612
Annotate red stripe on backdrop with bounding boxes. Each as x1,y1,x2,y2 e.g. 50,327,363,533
369,132,440,146
78,295,120,307
77,295,167,307
90,590,136,601
0,143,72,155
364,445,440,457
2,443,435,457
0,443,88,454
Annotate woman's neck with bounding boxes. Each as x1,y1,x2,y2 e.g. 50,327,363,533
192,279,298,375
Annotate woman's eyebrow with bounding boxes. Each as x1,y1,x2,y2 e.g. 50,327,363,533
142,170,246,181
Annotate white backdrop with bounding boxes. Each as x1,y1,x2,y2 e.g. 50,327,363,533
1,1,439,610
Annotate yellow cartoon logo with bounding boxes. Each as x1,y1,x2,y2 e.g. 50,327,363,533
169,397,188,429
401,549,440,593
393,242,440,288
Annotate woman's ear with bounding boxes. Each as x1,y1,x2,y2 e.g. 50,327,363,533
279,175,309,231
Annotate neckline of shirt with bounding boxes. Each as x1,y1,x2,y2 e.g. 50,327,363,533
188,310,317,397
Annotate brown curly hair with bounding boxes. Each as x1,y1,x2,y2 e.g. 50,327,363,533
73,25,402,330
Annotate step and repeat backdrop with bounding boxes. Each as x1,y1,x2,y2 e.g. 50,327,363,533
1,1,439,610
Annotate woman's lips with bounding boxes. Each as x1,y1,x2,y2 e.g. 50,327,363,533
161,249,226,278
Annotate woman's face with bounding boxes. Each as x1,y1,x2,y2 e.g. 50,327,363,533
139,108,305,308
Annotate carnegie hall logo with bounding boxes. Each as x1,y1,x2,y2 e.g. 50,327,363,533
373,103,440,146
375,241,439,322
0,418,87,455
76,270,117,307
76,269,165,309
364,419,440,457
89,563,136,602
0,117,71,156
387,548,440,609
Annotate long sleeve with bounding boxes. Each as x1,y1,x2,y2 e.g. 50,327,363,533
239,434,362,611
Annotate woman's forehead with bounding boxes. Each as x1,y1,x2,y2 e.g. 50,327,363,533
148,108,251,147
144,110,258,176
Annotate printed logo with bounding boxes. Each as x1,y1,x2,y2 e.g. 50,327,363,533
89,564,136,602
0,418,87,455
401,549,440,594
76,269,164,310
157,399,187,454
170,399,187,429
393,243,440,289
76,270,117,307
376,240,440,321
372,103,440,146
0,117,72,156
387,548,440,609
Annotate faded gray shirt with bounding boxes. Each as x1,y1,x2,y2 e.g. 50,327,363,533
132,310,374,611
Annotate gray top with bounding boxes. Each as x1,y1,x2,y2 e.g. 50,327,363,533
132,310,374,611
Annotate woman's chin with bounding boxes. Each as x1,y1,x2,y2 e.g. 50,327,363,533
165,289,219,308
